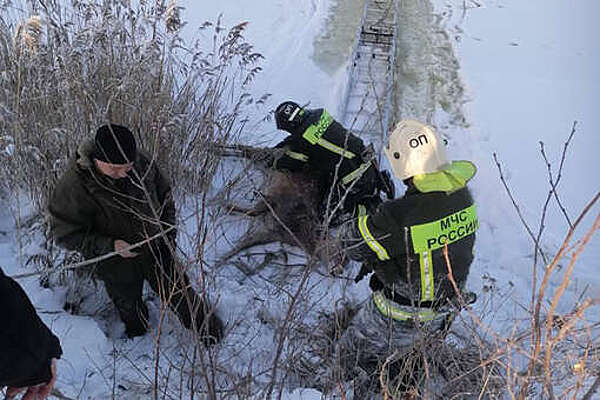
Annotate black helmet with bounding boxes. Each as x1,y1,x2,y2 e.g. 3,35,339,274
275,101,304,133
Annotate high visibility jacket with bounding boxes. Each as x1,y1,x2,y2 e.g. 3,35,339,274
273,108,378,209
344,161,478,308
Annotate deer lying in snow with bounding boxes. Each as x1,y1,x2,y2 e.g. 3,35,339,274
215,166,343,273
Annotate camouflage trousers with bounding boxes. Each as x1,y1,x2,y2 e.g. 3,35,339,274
333,294,448,399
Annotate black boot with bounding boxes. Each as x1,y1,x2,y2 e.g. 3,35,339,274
199,310,224,346
116,299,149,338
172,294,224,345
190,301,224,346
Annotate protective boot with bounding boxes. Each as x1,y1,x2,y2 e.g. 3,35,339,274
197,308,224,346
174,294,224,346
115,298,149,338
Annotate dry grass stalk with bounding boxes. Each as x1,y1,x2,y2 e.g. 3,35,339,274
165,0,180,33
1,0,264,398
13,15,42,54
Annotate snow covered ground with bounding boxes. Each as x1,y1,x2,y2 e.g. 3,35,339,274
187,0,600,324
440,0,600,318
1,0,598,398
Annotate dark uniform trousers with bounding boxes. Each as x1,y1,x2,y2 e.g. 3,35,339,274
95,241,203,337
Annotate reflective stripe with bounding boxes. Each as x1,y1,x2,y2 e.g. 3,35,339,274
413,161,477,194
342,161,371,185
317,139,356,159
358,204,367,216
420,252,434,302
302,110,356,159
288,106,301,122
302,110,334,144
410,204,479,253
285,150,308,162
357,214,390,261
373,291,438,321
409,203,478,304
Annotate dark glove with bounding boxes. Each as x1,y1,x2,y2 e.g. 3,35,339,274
361,143,376,162
463,291,477,305
354,263,373,283
253,150,275,168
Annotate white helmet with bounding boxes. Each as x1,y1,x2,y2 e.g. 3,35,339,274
384,119,448,180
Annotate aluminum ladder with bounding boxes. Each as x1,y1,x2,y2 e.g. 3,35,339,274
341,0,398,144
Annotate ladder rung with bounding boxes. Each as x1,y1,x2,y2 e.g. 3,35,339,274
359,34,394,43
343,0,396,132
354,54,391,63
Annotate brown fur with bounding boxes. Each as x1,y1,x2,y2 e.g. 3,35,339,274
216,170,323,269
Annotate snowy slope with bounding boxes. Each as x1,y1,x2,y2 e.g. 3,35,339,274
182,0,348,137
1,0,598,398
432,0,600,319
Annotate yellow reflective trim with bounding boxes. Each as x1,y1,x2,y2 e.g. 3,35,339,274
419,252,435,302
410,203,478,303
285,150,308,162
342,161,371,185
302,110,334,144
316,138,356,159
373,291,438,322
357,215,390,261
302,110,356,159
410,203,478,254
413,161,477,194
